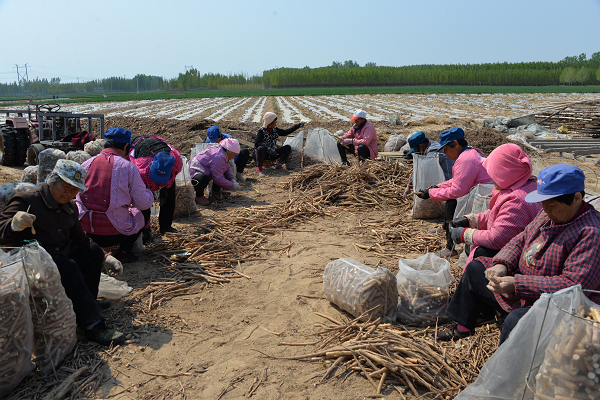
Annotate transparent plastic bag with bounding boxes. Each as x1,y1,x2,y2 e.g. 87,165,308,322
0,256,35,397
411,154,446,219
37,148,66,183
384,134,407,152
190,143,209,160
66,150,92,164
396,253,454,326
304,128,342,164
98,273,133,300
454,184,494,220
20,166,38,184
173,156,198,218
323,258,397,323
84,139,105,156
283,129,305,169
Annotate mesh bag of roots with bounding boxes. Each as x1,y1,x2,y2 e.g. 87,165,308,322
453,183,494,220
37,148,66,184
0,182,38,210
0,254,35,397
396,253,454,326
384,134,407,152
304,128,342,164
411,154,446,219
323,258,397,322
535,303,600,399
20,165,38,184
66,149,92,164
19,243,77,376
173,156,197,218
84,139,105,156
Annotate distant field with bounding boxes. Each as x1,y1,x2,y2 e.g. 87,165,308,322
1,85,599,107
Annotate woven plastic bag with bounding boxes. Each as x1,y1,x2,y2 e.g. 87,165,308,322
323,258,397,323
384,134,407,152
0,253,35,397
173,156,197,218
454,184,494,220
37,148,66,183
456,285,595,400
66,150,92,164
411,153,446,219
396,253,454,326
20,166,38,184
304,128,342,164
84,139,105,156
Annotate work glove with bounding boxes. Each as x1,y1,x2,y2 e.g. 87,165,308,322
416,188,430,200
11,211,36,232
298,122,306,128
104,255,123,276
232,182,240,191
450,227,465,244
450,216,469,228
341,138,353,146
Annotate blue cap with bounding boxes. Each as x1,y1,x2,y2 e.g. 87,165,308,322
407,131,428,155
104,128,132,144
206,125,221,143
149,152,176,185
525,164,585,203
437,127,465,151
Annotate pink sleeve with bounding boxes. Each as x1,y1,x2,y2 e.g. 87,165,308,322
128,164,154,210
212,158,234,190
471,195,530,250
342,127,355,139
476,209,491,229
429,158,477,201
352,124,376,147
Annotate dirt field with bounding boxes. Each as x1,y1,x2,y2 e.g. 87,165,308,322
3,96,600,400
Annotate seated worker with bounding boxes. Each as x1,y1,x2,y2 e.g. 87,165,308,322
254,112,304,177
417,127,491,258
403,131,454,198
189,138,241,206
76,128,154,263
337,110,378,165
206,125,249,182
439,165,600,344
449,144,542,267
0,160,125,345
129,135,182,243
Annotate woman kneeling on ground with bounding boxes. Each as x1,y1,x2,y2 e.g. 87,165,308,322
189,138,241,206
449,143,542,266
253,112,304,177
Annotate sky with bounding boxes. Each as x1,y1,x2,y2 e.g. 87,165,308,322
0,0,599,84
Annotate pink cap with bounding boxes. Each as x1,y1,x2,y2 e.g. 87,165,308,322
220,138,240,154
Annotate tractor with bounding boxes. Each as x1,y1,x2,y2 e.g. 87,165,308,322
0,104,105,166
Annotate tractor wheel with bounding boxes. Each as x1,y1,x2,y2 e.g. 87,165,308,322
27,143,46,166
14,129,30,166
0,125,17,166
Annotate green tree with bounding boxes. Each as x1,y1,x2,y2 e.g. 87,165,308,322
596,68,600,83
560,67,577,85
575,67,590,85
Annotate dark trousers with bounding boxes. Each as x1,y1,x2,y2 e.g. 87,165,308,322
236,148,250,173
88,212,150,254
254,145,291,167
191,173,220,197
54,242,104,328
445,260,525,344
443,199,458,250
466,245,500,260
337,143,370,163
140,183,176,232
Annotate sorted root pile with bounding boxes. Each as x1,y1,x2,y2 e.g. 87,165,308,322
256,312,500,399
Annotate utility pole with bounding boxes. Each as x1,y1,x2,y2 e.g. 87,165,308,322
15,64,29,86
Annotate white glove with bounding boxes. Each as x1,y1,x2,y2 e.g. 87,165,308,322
104,255,123,276
232,182,240,191
11,211,36,232
341,138,353,146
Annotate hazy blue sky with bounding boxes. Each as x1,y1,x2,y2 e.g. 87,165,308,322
1,0,599,83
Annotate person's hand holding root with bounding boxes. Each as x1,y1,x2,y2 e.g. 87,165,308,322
485,264,514,294
104,255,123,276
340,138,353,146
11,211,36,232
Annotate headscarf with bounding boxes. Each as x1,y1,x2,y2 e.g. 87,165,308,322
220,138,240,154
262,112,277,128
483,143,532,191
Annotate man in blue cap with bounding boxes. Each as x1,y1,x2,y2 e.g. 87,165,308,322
76,128,154,263
402,131,454,198
417,127,491,257
205,125,249,182
437,164,600,343
130,135,183,242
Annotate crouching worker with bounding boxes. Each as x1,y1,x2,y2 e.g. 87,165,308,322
189,138,241,206
438,165,600,344
77,128,154,263
206,125,249,182
254,112,304,177
0,160,125,345
337,109,378,165
129,135,183,242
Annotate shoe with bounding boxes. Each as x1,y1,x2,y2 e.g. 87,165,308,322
96,298,111,309
276,164,283,170
115,250,138,264
436,248,458,258
235,172,246,182
195,196,210,206
160,227,178,234
142,230,155,245
258,171,266,177
341,161,350,166
436,325,472,341
85,319,125,346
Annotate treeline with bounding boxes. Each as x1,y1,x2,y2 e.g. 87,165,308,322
1,53,599,96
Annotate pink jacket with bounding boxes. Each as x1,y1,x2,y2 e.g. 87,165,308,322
463,178,542,266
429,148,491,201
342,120,378,159
188,144,234,191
